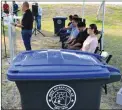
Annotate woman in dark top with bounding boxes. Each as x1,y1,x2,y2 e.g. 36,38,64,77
68,22,89,50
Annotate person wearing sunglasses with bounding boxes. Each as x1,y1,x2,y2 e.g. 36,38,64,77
81,24,99,53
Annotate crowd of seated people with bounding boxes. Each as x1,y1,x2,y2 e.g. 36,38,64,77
58,14,99,53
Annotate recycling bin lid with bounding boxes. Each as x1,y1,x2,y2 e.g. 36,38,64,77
7,49,119,81
53,16,67,20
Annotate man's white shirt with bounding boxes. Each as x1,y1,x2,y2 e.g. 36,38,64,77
38,7,42,16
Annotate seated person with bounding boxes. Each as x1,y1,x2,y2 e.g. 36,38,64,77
62,17,79,48
81,24,99,53
58,15,73,37
68,22,89,50
78,17,86,24
59,14,79,37
67,17,79,41
68,15,73,26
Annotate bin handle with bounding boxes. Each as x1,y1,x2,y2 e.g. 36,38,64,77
104,65,120,73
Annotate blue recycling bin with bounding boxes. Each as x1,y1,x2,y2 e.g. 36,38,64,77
53,16,67,35
7,49,121,110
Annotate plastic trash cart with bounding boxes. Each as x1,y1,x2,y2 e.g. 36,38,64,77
53,16,67,35
7,49,121,110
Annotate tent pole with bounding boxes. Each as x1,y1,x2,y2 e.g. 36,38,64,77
82,0,85,21
8,21,13,63
101,0,105,51
8,15,15,63
97,2,103,21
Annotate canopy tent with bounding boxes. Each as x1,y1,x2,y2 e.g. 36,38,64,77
1,0,120,2
1,1,106,64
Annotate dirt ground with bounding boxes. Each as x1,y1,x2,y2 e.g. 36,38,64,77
1,4,122,110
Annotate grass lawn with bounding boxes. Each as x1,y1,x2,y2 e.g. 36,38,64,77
1,4,122,109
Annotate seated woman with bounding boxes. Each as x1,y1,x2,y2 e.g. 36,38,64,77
81,24,99,53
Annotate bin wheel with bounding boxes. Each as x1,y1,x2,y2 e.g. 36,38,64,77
103,84,107,94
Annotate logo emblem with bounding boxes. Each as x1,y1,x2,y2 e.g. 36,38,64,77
57,19,62,24
46,84,76,110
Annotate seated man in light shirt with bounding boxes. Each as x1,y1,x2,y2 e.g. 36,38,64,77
66,18,79,43
62,18,79,49
59,15,79,42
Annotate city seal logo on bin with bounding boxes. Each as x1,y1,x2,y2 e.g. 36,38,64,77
46,84,76,110
57,19,62,24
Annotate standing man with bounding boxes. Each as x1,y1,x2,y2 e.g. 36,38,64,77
35,3,42,30
13,2,33,51
3,1,9,14
13,1,19,16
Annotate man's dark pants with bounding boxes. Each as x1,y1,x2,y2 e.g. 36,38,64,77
35,15,41,30
4,10,9,14
21,30,32,51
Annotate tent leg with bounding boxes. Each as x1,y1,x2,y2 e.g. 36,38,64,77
101,0,105,51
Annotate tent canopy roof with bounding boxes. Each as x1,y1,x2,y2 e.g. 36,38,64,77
2,0,121,2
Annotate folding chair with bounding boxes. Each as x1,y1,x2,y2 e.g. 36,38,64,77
95,48,113,94
98,31,102,51
94,47,101,54
100,51,113,94
94,31,103,54
94,31,113,94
